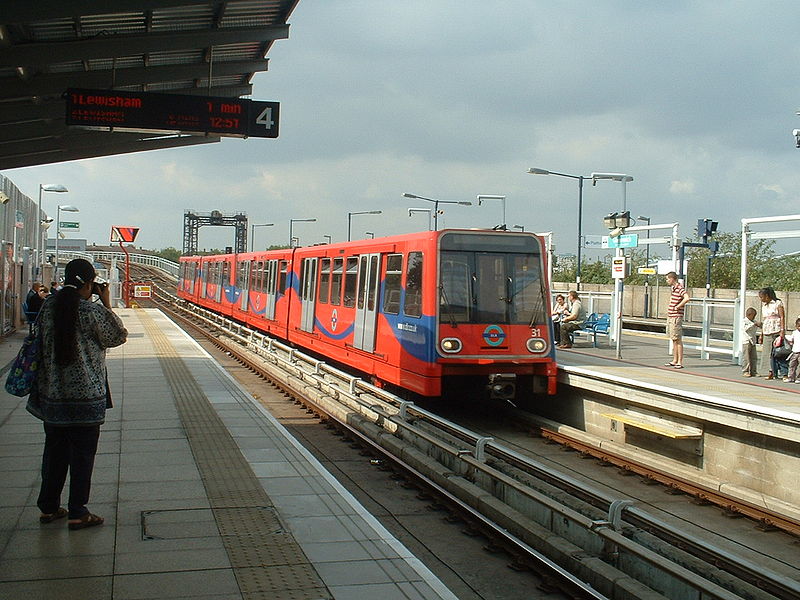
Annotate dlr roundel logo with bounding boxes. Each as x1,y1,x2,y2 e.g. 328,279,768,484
482,325,506,346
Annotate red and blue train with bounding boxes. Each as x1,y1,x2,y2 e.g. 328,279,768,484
178,229,557,400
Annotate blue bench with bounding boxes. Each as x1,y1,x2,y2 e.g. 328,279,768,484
573,313,611,347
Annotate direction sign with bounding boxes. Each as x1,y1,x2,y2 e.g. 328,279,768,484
66,88,279,138
59,221,80,231
583,235,604,248
602,233,639,249
637,267,657,275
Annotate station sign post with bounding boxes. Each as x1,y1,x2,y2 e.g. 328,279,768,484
111,226,140,307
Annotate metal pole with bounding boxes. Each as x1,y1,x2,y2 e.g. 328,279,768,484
54,206,60,281
739,222,748,362
36,185,42,276
433,200,439,231
576,176,583,289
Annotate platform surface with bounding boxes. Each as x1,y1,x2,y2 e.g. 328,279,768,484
559,329,800,425
0,308,457,600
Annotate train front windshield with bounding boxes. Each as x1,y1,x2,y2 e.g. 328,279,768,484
438,232,547,325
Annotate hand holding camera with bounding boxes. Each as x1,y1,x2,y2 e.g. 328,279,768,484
93,280,111,307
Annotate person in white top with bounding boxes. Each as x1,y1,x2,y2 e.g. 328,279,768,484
757,287,785,380
783,317,800,383
741,307,759,377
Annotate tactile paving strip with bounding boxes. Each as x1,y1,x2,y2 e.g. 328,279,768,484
140,312,331,600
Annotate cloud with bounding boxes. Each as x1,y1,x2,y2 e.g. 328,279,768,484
670,180,696,195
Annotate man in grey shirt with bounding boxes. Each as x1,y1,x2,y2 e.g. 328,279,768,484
558,290,585,348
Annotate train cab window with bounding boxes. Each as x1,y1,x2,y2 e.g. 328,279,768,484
330,258,343,305
383,254,402,315
279,261,288,293
440,255,471,323
343,257,358,308
319,258,331,304
404,252,423,317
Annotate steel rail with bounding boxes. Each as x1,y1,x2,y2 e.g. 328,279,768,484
152,287,797,600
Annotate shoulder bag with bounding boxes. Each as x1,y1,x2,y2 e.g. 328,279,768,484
5,323,41,397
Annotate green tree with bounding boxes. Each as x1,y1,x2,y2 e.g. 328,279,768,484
155,247,181,262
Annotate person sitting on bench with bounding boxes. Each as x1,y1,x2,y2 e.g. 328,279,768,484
558,290,585,349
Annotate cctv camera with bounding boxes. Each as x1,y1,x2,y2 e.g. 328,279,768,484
795,129,800,148
0,192,9,204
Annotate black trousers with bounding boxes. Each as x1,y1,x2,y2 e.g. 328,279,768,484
37,424,101,518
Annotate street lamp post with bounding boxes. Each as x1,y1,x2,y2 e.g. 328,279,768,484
37,184,68,276
402,193,472,231
347,210,382,241
408,208,433,231
527,168,586,288
638,215,651,318
594,174,634,360
477,195,506,229
54,204,79,281
250,223,274,252
289,218,316,247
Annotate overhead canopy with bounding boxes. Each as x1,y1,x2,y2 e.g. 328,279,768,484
0,0,298,170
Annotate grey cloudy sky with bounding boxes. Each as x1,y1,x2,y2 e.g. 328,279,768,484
6,1,800,255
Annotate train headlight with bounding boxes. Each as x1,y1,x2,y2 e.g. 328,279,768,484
440,338,462,353
526,338,547,353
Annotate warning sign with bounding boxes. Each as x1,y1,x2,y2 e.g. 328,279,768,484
111,226,140,243
133,285,152,298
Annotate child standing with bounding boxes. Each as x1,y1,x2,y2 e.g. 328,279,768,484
741,307,759,377
783,318,800,383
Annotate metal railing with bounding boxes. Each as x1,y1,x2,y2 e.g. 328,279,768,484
61,250,179,278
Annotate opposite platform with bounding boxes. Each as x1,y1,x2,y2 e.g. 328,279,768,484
0,308,457,600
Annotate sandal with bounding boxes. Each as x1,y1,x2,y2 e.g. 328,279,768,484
68,513,104,530
673,364,684,369
664,362,676,367
39,507,67,524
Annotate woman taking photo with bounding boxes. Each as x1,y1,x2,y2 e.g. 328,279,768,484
758,287,785,380
27,259,128,530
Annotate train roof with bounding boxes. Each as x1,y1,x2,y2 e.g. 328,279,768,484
180,228,542,261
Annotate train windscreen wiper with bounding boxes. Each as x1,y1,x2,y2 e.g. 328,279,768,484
438,284,458,328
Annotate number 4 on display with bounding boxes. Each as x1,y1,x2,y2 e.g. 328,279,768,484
256,107,274,129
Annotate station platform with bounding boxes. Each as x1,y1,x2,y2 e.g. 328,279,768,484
559,330,800,427
0,309,458,600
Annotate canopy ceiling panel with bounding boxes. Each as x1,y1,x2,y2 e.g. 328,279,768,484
0,0,298,169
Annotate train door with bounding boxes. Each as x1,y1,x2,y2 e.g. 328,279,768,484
300,257,318,332
238,260,250,311
215,261,224,303
265,259,278,319
353,253,380,352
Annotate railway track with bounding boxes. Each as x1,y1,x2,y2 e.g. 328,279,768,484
144,285,799,600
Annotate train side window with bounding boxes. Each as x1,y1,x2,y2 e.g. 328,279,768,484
383,254,403,315
319,258,330,304
357,256,368,310
404,252,423,317
237,260,249,291
330,258,343,305
343,257,358,308
279,260,288,293
221,260,231,287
